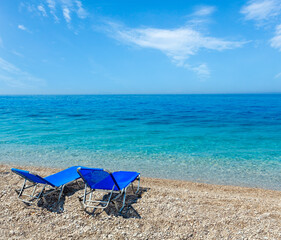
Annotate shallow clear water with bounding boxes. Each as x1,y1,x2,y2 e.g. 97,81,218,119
0,94,281,190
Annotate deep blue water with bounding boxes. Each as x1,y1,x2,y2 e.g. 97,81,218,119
0,94,281,190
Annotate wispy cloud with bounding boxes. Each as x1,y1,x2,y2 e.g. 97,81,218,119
46,0,59,22
45,0,87,23
59,0,88,23
107,23,245,60
187,5,216,28
104,22,246,78
63,7,71,23
0,57,45,88
18,24,32,33
193,6,216,17
20,0,88,25
270,24,281,50
274,71,281,78
241,0,281,51
76,0,87,19
18,24,28,31
11,51,24,57
176,62,211,79
38,5,47,17
241,0,281,21
241,0,281,22
189,63,210,79
18,24,33,34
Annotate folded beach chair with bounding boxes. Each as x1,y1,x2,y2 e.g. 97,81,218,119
11,166,84,204
77,167,140,213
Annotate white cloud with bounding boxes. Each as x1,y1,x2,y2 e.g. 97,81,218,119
190,63,210,79
270,24,281,50
12,51,24,57
110,24,244,59
63,7,71,23
22,3,37,14
76,0,87,19
18,24,32,33
20,0,88,24
187,6,216,27
46,0,87,23
60,0,88,23
241,1,281,52
241,0,281,22
38,5,47,17
18,24,27,31
193,6,216,17
0,57,45,88
46,0,56,11
46,0,59,22
105,22,245,78
0,58,19,72
274,71,281,78
178,62,211,79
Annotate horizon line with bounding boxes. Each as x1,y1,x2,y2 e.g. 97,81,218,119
1,92,281,96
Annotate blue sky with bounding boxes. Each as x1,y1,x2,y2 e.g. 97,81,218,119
0,0,281,94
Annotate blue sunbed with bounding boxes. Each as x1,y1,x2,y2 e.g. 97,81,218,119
77,167,140,213
11,166,84,204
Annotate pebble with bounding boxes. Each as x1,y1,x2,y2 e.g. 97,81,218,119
1,164,281,239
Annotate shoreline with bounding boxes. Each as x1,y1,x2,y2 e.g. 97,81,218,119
2,161,280,192
1,163,281,239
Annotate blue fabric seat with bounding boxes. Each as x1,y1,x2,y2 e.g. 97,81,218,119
11,166,84,205
77,167,140,213
44,166,83,187
112,171,140,190
11,168,51,185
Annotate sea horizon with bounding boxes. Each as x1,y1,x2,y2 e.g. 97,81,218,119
2,92,281,96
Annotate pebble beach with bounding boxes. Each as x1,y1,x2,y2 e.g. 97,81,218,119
1,164,281,239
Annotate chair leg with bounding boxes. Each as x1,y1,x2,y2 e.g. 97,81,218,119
17,181,47,204
31,183,38,197
57,185,65,204
80,185,116,211
82,184,87,209
38,185,46,199
118,176,140,214
119,188,127,213
130,176,140,194
89,190,93,202
135,176,140,194
18,179,27,198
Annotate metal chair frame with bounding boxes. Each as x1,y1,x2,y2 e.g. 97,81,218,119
15,177,81,205
78,173,140,213
12,168,83,205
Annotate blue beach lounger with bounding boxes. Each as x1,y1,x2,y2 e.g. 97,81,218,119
77,167,140,213
11,166,84,204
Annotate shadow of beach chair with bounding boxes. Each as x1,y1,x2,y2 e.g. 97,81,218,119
77,167,140,214
11,166,84,205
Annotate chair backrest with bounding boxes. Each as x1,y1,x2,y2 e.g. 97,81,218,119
77,167,120,191
11,168,54,187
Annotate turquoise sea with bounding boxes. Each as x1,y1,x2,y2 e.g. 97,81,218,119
0,94,281,190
